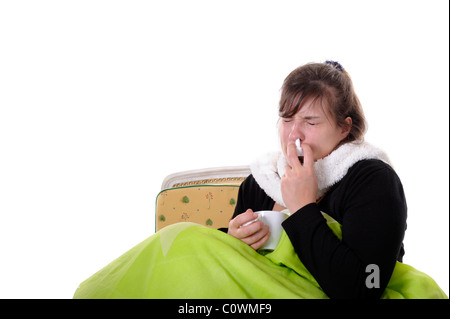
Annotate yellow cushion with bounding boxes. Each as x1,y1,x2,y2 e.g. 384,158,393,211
155,185,240,231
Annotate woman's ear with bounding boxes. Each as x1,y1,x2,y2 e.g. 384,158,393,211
340,117,353,138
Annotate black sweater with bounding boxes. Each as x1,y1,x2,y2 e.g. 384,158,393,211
228,159,407,299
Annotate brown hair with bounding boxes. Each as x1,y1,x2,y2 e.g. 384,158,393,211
279,61,367,143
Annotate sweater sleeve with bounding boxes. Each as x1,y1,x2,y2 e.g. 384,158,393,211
282,160,407,299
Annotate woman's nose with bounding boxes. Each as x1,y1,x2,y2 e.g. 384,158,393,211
288,123,303,142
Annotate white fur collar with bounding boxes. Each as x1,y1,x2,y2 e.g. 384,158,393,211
250,141,391,207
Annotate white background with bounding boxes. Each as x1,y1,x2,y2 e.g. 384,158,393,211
0,0,448,298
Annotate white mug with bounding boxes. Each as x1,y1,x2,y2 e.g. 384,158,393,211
243,210,290,251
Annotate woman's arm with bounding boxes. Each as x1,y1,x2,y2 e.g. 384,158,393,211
282,160,407,299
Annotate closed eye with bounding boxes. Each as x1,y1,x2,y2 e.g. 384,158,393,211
303,116,320,126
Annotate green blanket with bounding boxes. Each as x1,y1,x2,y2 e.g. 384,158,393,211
73,216,447,299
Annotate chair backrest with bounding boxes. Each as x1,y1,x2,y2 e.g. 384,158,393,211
155,166,250,231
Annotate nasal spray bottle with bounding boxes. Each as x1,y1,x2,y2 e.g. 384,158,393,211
295,139,304,165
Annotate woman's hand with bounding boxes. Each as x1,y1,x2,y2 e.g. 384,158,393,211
281,142,318,214
227,209,270,250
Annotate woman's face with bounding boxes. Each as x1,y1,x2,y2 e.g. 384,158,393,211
279,96,352,161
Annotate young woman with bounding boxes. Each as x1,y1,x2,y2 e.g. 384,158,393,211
73,61,447,299
227,61,407,298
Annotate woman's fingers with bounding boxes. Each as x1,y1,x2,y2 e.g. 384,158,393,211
286,142,302,169
301,143,314,169
229,209,256,231
241,224,270,247
228,209,271,249
250,230,271,250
